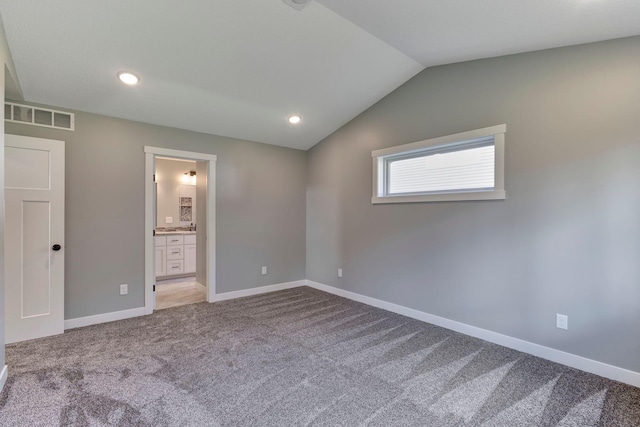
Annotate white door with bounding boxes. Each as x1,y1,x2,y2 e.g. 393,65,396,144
5,134,65,344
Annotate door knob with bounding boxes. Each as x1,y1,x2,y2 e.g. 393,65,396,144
52,244,62,251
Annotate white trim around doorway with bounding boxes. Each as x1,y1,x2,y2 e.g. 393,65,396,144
144,146,217,315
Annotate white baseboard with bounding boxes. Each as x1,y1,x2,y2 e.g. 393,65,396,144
0,365,7,393
63,280,303,330
212,280,306,302
64,307,147,330
195,281,207,293
305,280,640,389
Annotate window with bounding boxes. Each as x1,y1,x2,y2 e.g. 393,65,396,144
372,124,506,203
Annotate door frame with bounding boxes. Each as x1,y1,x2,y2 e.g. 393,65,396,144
144,146,217,314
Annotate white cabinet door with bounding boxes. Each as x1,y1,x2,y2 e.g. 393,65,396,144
184,244,196,273
155,246,167,276
5,135,65,344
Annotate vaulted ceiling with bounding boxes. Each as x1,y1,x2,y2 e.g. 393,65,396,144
1,0,639,150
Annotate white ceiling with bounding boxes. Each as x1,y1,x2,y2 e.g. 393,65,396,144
1,1,639,150
0,0,423,150
317,0,640,67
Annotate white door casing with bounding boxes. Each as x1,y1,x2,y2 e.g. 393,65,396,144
144,146,216,313
4,134,65,344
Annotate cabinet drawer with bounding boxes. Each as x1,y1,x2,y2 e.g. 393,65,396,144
155,236,167,247
166,244,183,260
166,235,184,245
184,234,196,245
167,260,184,275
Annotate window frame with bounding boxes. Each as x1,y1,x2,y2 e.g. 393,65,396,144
371,124,506,204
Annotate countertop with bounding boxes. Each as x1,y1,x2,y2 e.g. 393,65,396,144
155,229,196,235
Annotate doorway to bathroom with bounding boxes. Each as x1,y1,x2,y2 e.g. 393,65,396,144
144,147,217,314
154,157,202,309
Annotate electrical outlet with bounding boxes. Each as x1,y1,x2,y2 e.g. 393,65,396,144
166,217,173,224
120,284,128,295
261,266,267,275
556,313,568,330
338,268,343,278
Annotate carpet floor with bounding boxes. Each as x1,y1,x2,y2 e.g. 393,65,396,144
0,286,638,426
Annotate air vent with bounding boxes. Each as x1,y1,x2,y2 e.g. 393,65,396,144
4,102,74,131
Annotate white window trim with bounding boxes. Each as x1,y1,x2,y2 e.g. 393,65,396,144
371,124,506,204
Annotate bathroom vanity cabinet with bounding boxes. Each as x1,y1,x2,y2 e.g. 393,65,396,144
155,232,196,278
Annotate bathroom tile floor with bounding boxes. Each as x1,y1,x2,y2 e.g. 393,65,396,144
155,277,206,310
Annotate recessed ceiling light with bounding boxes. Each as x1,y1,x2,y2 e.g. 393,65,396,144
282,0,312,11
117,71,140,85
288,115,302,124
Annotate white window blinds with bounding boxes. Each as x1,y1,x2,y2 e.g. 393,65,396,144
387,140,495,195
371,124,506,204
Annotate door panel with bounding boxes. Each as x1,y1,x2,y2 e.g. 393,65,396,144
5,146,50,189
5,134,65,344
22,201,52,317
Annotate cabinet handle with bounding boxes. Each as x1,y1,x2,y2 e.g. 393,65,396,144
171,266,179,269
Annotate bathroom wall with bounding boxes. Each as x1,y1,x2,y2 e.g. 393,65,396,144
156,157,197,228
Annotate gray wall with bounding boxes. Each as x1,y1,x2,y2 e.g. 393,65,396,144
306,36,640,372
6,110,307,319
